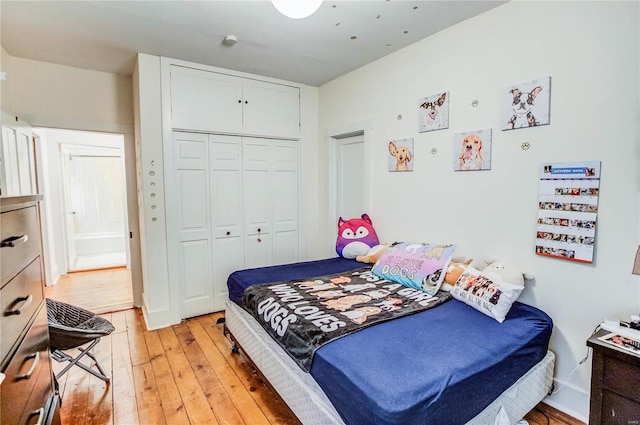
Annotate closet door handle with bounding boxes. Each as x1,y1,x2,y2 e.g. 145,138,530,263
6,295,33,316
226,231,231,236
1,234,28,247
16,352,40,380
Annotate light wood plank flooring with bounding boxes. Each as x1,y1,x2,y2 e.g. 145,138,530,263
44,267,133,314
46,269,585,425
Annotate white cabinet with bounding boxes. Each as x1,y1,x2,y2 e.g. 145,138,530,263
0,115,37,197
171,132,299,317
170,66,300,138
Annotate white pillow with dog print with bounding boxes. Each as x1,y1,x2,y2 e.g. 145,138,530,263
450,266,524,323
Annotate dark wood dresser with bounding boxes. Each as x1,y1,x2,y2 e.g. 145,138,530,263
0,196,60,425
587,329,640,425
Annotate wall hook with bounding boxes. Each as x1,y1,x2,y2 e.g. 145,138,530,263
521,142,531,150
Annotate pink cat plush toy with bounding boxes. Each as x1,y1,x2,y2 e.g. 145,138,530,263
336,214,380,259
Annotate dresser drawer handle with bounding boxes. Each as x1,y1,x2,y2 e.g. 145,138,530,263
29,407,45,425
16,352,40,380
5,294,33,316
1,234,28,247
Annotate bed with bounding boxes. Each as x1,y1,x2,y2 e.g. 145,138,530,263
225,257,554,425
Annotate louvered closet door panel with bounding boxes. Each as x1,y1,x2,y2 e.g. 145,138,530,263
210,135,244,311
243,138,271,267
173,132,214,317
271,140,299,265
170,66,243,133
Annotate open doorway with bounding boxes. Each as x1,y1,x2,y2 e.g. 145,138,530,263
60,143,127,271
35,127,133,312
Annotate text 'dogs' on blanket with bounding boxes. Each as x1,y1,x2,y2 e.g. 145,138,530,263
241,266,451,372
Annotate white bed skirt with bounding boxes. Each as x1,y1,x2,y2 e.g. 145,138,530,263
225,300,555,425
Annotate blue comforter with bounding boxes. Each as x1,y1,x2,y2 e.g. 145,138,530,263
227,257,552,425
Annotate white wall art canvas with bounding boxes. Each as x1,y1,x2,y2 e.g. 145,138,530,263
388,138,414,172
453,129,492,171
502,76,551,131
418,92,449,133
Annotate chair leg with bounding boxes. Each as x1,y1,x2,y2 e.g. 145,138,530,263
52,338,111,382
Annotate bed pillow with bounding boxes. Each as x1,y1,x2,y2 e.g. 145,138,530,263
450,266,524,323
371,242,456,295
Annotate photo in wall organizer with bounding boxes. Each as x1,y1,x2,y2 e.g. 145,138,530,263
535,161,601,264
502,76,551,131
418,92,449,133
388,138,414,172
453,129,492,171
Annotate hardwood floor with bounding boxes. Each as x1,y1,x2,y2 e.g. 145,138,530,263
45,270,585,425
44,267,133,314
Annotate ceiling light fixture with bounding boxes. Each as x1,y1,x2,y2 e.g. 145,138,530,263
271,0,322,19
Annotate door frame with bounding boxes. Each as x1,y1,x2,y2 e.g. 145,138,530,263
59,143,128,271
37,128,130,278
325,121,374,253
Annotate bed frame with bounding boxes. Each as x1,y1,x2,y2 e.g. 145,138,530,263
225,300,555,424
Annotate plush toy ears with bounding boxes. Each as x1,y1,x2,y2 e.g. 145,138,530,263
485,259,535,282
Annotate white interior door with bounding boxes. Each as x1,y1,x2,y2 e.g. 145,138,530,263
61,144,127,271
172,132,214,318
336,135,365,219
271,139,299,265
210,134,244,311
243,138,272,268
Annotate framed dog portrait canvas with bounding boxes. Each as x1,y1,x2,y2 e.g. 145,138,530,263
454,129,492,171
502,76,551,131
388,138,414,172
418,92,449,133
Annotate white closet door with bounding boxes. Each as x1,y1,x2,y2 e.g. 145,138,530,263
210,135,244,311
242,79,300,138
170,66,243,133
173,132,214,318
271,140,299,265
243,138,272,268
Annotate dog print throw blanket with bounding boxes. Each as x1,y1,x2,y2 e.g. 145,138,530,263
241,266,451,372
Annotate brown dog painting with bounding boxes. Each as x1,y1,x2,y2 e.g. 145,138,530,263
454,129,492,171
388,138,414,172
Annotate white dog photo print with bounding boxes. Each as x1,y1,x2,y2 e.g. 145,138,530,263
388,138,414,172
502,76,551,131
454,129,492,171
418,92,449,133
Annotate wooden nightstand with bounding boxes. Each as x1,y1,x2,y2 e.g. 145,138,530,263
587,329,640,425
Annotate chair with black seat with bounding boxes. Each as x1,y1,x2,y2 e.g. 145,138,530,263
46,298,115,382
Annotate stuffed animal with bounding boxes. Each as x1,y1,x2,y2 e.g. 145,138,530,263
482,260,534,286
356,243,389,264
441,258,473,291
336,214,380,259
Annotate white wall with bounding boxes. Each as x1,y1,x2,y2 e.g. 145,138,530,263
0,49,143,306
318,1,639,421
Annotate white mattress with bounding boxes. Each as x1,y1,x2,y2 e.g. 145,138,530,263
225,300,555,425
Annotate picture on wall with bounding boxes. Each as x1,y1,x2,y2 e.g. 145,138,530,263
453,129,492,171
535,161,601,263
388,138,414,172
502,76,551,131
418,92,449,133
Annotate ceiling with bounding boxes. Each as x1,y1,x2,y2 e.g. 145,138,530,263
0,0,506,87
